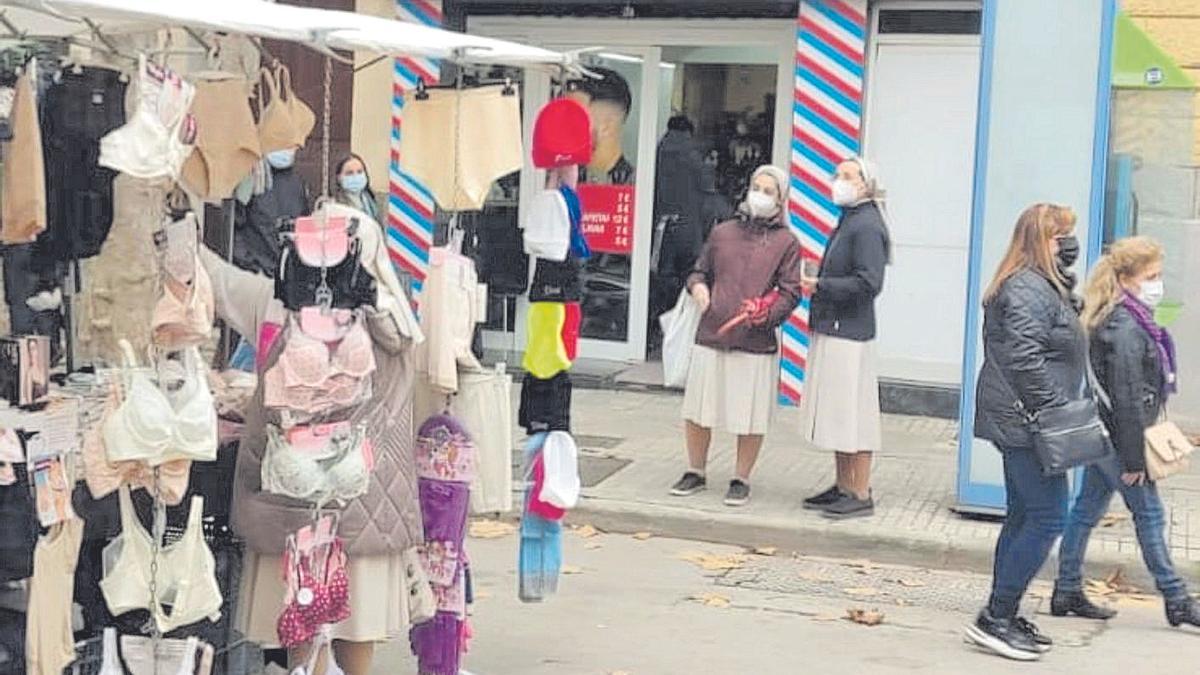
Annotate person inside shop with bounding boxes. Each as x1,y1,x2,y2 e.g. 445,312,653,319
650,115,706,356
566,67,634,186
669,165,804,507
233,145,311,277
698,149,734,243
798,157,891,520
333,153,381,223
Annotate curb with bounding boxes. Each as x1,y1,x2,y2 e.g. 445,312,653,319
570,495,1167,591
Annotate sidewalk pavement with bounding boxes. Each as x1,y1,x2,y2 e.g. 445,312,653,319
525,388,1200,589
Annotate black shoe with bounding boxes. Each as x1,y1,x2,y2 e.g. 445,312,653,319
723,479,751,507
963,610,1042,661
803,485,843,510
669,471,706,496
1050,589,1117,620
1013,617,1053,653
821,491,874,519
1166,597,1200,628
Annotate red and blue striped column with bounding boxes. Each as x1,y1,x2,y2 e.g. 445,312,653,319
388,0,443,303
781,0,867,406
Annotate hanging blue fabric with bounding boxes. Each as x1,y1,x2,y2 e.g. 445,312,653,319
559,185,591,260
519,433,562,602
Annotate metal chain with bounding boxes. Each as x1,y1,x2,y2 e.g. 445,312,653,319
145,466,164,661
321,55,332,199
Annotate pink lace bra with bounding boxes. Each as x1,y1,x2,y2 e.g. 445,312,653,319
263,315,375,415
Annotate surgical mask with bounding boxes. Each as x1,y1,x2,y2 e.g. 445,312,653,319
1138,279,1165,308
266,148,296,170
831,179,860,207
746,190,779,219
339,173,368,194
1056,235,1080,267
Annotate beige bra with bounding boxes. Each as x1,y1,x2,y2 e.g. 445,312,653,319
152,257,215,349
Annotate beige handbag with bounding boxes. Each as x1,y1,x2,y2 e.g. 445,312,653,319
1144,418,1195,482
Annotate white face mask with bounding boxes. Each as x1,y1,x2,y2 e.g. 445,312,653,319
746,190,779,219
831,179,861,207
1138,279,1165,308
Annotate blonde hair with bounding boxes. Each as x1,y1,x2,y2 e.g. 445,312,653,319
1080,236,1164,331
983,203,1077,303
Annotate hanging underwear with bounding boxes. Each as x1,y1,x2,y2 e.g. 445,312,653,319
398,84,523,211
85,386,191,505
276,539,351,649
518,371,572,435
261,315,376,416
180,75,262,201
275,237,377,312
522,302,571,380
99,55,195,180
261,424,370,506
151,256,215,350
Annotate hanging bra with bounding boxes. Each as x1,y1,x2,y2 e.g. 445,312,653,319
100,486,223,634
274,235,377,312
103,341,217,465
99,55,195,180
84,387,191,505
151,257,215,349
277,539,351,649
262,315,376,416
262,424,370,507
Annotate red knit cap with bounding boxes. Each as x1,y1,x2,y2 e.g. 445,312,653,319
532,97,592,169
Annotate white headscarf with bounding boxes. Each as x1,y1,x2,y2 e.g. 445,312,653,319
739,164,790,224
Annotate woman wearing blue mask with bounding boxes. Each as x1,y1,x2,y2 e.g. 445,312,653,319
334,154,380,222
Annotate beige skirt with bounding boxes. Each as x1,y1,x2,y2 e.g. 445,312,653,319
681,345,778,436
798,333,882,453
238,552,414,647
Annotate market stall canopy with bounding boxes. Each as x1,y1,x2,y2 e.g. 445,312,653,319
0,0,576,68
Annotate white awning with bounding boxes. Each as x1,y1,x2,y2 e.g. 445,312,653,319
0,0,574,68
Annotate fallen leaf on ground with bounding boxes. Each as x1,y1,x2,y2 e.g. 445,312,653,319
469,520,516,539
844,558,878,570
574,524,602,539
691,592,732,608
1105,568,1143,594
843,587,881,598
894,578,926,588
1098,512,1129,528
632,531,653,541
679,551,748,571
751,546,778,556
562,565,584,575
584,542,603,550
895,598,911,607
1085,579,1115,596
812,613,841,622
846,608,885,626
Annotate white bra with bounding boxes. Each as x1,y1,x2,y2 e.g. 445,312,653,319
102,341,217,466
99,55,195,180
100,486,223,634
262,423,370,508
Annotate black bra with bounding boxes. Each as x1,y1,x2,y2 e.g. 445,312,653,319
274,236,377,312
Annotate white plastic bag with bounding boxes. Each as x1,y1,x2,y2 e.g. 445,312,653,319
659,289,701,389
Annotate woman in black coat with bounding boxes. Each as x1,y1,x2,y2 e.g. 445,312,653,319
1052,236,1199,628
965,203,1085,661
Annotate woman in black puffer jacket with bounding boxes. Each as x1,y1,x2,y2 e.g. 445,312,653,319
966,203,1086,661
1052,236,1199,629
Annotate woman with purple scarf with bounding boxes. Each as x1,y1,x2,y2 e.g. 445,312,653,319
1052,236,1199,629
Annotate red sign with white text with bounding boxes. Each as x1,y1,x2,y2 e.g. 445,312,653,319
577,184,634,255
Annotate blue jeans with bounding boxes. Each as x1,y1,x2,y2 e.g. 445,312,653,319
988,447,1069,618
1056,455,1189,602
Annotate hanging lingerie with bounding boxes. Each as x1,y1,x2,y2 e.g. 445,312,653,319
398,84,523,211
84,386,191,505
276,538,351,649
275,236,377,312
262,315,376,417
99,55,195,180
151,254,215,350
99,487,223,633
261,424,370,507
102,342,217,465
180,74,262,201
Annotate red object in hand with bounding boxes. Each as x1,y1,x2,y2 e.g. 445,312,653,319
716,290,781,336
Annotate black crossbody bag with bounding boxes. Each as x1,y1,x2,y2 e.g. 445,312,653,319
985,344,1114,475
